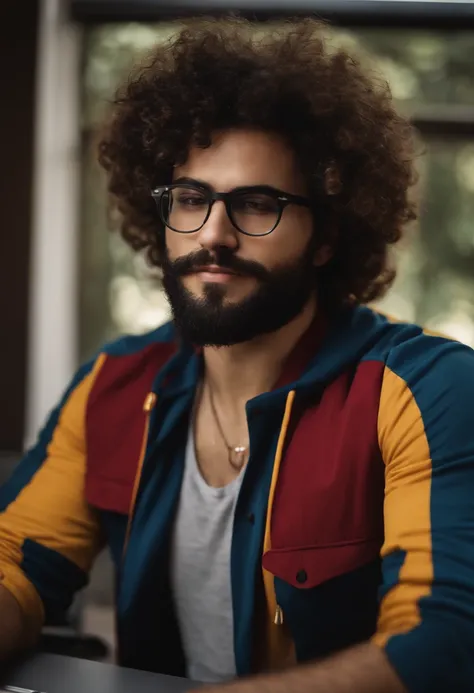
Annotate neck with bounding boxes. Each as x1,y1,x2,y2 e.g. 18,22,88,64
203,294,317,410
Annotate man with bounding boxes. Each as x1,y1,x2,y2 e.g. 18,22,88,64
1,17,474,693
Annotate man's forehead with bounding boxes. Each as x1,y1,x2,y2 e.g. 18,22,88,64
172,129,305,192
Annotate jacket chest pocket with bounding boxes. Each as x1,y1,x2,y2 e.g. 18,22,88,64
263,543,382,662
263,539,382,589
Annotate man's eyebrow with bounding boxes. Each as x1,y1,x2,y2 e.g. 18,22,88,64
172,177,285,194
172,176,213,190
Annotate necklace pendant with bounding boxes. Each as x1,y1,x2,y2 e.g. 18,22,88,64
229,446,247,469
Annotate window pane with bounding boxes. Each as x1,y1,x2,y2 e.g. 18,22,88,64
78,24,474,361
377,139,474,342
346,29,474,108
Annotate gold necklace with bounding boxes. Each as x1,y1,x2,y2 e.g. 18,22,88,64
207,385,249,470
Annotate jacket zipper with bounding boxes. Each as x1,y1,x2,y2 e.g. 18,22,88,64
274,604,284,625
263,390,296,634
122,391,157,559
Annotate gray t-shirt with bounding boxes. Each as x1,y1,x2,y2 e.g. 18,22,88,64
170,422,245,683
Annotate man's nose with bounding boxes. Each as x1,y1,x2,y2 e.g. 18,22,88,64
197,201,239,252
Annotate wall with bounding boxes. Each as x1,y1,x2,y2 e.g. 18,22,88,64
25,0,82,448
0,3,39,453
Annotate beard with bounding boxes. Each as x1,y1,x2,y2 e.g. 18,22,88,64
161,243,316,347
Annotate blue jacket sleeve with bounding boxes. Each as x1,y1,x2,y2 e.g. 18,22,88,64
374,335,474,692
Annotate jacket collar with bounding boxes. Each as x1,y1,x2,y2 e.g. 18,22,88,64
156,304,392,404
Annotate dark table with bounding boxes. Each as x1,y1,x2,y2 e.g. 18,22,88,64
2,653,201,693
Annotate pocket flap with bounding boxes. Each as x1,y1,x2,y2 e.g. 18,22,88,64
262,538,382,589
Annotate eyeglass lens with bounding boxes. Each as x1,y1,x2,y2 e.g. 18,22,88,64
160,185,281,236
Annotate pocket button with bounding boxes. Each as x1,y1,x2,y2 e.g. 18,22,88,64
296,569,308,584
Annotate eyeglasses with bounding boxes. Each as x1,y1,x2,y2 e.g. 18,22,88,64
151,182,311,237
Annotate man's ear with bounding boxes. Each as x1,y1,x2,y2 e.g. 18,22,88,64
313,243,334,267
312,162,341,268
313,216,337,268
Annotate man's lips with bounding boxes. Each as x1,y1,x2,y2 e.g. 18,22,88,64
186,264,249,284
192,265,239,275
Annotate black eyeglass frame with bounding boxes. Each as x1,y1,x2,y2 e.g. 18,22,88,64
151,183,312,237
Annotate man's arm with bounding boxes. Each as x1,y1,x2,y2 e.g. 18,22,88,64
199,643,403,693
0,585,39,658
0,357,106,660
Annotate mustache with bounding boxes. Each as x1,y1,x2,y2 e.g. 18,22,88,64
166,248,269,281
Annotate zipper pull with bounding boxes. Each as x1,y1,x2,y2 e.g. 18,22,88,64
274,605,284,626
143,392,157,412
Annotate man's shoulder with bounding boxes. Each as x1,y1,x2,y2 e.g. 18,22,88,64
367,316,474,445
362,310,474,386
381,322,474,391
370,320,474,483
99,320,177,359
80,321,181,513
82,320,179,403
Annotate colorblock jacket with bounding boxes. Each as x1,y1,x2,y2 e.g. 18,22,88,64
1,305,474,692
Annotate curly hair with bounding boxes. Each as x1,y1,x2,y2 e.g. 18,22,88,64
98,17,418,307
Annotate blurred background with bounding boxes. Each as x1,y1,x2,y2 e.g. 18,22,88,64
1,0,474,662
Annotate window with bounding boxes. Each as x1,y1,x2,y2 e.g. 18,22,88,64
79,23,474,361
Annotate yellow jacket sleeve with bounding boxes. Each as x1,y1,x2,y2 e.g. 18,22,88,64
0,355,106,633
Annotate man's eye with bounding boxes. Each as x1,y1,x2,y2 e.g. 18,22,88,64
176,195,206,207
237,195,278,214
